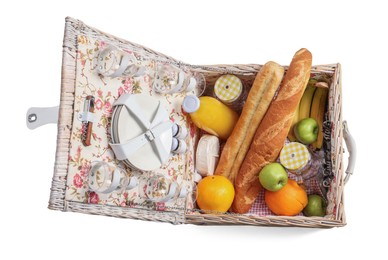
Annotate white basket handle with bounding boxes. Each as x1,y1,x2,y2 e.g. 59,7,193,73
26,106,59,130
343,121,356,184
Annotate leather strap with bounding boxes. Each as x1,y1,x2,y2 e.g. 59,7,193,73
110,53,132,77
110,94,172,165
77,111,96,123
166,70,185,94
89,162,121,194
101,169,121,194
98,46,145,78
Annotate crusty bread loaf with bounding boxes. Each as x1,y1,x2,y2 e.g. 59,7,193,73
231,48,312,214
214,62,284,184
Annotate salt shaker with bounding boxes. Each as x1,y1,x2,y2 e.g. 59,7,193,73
171,138,187,154
172,123,188,139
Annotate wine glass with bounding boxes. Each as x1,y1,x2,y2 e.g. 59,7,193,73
152,63,206,96
94,45,145,78
88,161,135,194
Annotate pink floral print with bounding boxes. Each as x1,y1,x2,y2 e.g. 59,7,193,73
88,191,100,204
65,35,195,212
73,174,83,188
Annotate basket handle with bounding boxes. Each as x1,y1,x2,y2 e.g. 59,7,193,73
26,106,59,130
342,121,356,185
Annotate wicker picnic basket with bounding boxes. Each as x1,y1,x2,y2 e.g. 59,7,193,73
45,17,354,228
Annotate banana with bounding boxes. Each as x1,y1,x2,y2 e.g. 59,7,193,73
299,85,316,121
288,80,316,141
310,86,329,150
287,105,299,141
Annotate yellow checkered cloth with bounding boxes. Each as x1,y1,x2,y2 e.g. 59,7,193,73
279,142,311,171
214,75,242,103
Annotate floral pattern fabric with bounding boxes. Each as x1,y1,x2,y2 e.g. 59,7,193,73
65,35,197,212
64,35,337,219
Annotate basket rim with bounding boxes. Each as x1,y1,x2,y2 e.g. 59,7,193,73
49,17,346,228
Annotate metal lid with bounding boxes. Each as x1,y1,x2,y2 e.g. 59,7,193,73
280,142,311,171
182,95,200,113
214,75,243,103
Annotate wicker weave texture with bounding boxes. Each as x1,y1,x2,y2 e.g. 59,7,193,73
49,17,345,227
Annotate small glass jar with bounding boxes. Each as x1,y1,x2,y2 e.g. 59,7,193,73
279,142,313,182
213,74,247,112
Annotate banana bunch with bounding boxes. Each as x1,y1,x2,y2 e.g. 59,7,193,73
288,79,328,149
288,79,317,141
310,85,329,149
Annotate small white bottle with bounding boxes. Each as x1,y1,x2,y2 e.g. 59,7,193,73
171,138,187,154
172,123,188,139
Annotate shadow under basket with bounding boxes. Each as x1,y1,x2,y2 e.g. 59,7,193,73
46,17,352,228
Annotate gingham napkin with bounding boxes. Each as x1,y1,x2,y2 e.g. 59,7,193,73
247,175,324,216
247,146,325,216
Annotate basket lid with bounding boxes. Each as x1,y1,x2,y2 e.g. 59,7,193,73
214,75,243,103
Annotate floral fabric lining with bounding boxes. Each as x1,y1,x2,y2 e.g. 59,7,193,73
64,35,196,212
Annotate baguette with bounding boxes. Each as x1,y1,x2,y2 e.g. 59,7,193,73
231,48,312,214
214,62,284,184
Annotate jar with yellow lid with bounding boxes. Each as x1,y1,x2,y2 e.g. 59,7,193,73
279,142,314,182
214,75,247,112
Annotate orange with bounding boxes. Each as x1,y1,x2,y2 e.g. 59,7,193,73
196,175,235,213
265,179,308,216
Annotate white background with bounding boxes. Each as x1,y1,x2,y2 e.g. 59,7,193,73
1,0,386,259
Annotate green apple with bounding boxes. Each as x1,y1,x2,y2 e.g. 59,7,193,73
259,163,288,192
294,118,318,144
303,194,326,217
